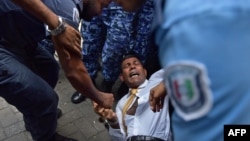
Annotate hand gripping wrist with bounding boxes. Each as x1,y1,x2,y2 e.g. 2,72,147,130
46,16,66,36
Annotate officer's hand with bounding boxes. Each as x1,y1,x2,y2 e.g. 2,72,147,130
149,82,167,112
92,101,117,121
96,92,114,109
51,24,82,60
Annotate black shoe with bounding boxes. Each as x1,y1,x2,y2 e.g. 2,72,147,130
71,91,86,104
50,133,78,141
25,108,63,132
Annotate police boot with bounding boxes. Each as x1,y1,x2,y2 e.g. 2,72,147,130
71,79,96,104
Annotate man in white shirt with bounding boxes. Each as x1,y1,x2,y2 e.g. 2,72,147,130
93,53,171,141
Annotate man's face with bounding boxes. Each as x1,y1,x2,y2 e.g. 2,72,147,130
120,57,147,88
82,0,111,21
115,0,146,12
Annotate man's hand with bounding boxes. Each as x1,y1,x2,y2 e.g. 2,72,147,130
12,0,82,59
97,92,114,109
149,82,167,112
53,35,113,109
93,101,117,121
51,24,82,60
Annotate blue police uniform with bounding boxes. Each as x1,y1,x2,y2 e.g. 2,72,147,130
0,0,82,140
81,0,154,82
154,0,250,141
81,15,106,80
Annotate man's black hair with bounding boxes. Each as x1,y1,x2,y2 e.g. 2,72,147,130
122,51,139,61
120,51,145,72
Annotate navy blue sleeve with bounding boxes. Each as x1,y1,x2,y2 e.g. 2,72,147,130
0,0,45,47
43,0,80,30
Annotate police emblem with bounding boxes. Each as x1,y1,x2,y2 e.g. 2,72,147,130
164,61,213,121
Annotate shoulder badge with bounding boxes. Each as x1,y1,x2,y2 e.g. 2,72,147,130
164,61,213,121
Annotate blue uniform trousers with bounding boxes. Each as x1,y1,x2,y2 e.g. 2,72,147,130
0,40,59,141
81,0,154,82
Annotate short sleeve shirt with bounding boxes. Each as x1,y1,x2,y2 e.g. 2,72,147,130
0,0,82,47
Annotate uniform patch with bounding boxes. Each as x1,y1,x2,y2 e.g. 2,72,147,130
73,8,80,23
164,61,213,121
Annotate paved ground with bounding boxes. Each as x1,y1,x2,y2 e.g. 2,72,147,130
0,67,121,141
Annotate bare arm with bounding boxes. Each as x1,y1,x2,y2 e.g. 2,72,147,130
11,0,113,108
11,0,82,58
54,40,114,108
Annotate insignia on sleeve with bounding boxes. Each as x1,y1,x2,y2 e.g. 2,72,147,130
164,61,213,121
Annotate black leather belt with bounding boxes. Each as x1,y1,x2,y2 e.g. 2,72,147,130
127,135,164,141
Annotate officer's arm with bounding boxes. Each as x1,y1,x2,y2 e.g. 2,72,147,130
53,41,114,108
11,0,82,58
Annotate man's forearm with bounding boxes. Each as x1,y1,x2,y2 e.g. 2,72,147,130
11,0,59,29
54,43,109,104
59,54,102,102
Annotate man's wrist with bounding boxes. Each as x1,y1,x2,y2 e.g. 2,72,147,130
46,16,66,36
105,119,118,126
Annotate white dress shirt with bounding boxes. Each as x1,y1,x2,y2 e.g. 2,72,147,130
109,69,171,141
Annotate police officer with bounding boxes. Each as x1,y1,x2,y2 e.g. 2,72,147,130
0,0,113,141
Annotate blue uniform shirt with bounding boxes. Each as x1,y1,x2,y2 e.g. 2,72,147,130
0,0,82,47
154,0,250,141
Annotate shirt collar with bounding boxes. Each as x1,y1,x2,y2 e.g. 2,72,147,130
128,80,148,98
